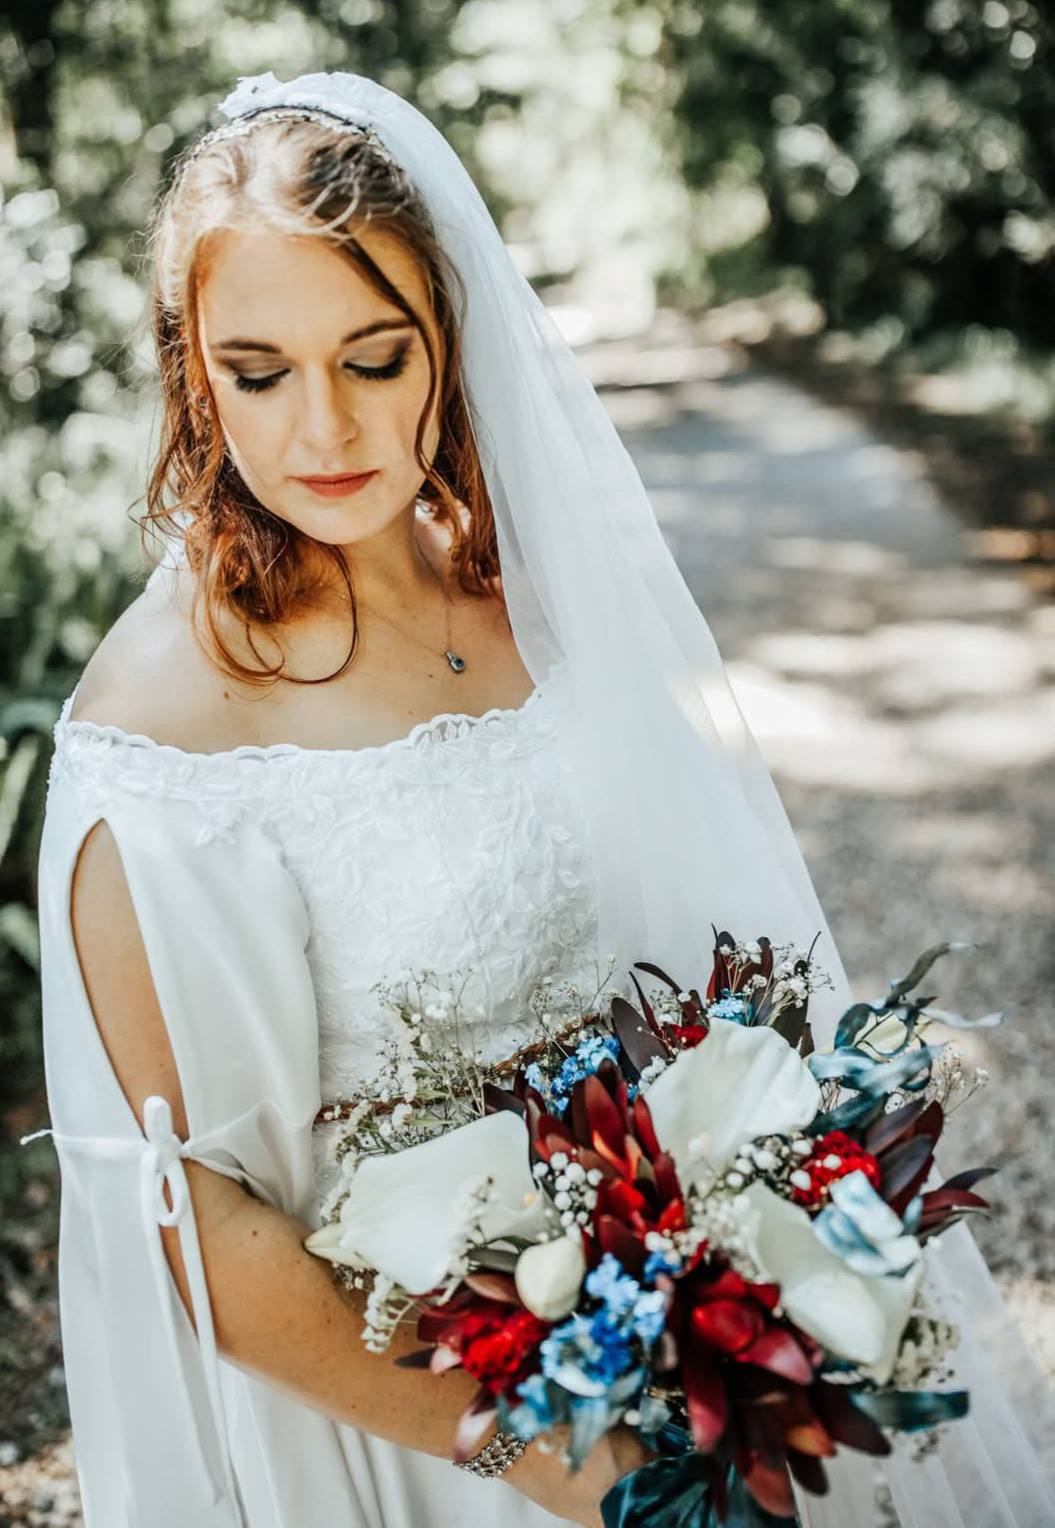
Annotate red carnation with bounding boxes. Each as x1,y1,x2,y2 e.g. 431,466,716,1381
791,1130,881,1209
459,1307,550,1393
670,1021,710,1050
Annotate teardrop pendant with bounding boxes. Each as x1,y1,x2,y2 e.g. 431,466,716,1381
445,650,467,673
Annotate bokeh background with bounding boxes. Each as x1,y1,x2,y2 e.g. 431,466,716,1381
1,3,1053,1521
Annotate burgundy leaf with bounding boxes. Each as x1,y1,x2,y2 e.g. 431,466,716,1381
743,1458,796,1518
652,1150,684,1204
596,1215,646,1279
452,1393,498,1463
787,1448,829,1496
611,994,668,1073
539,1117,578,1158
569,1082,591,1147
683,1339,728,1453
692,1298,764,1355
737,1328,814,1386
463,1272,520,1304
771,998,810,1051
632,959,684,994
786,1413,837,1460
483,1082,526,1118
919,1186,991,1217
629,969,666,1043
417,1309,465,1343
809,1380,891,1456
941,1165,999,1193
632,1093,662,1159
865,1098,929,1156
393,1348,434,1370
879,1135,935,1206
596,1061,631,1132
912,1100,945,1143
918,1210,982,1242
583,1074,626,1158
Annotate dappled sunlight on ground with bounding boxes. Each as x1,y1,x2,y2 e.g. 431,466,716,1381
602,350,1054,1364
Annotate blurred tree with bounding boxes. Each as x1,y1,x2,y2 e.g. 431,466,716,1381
650,0,1055,347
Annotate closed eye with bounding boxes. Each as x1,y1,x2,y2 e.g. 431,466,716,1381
231,346,411,394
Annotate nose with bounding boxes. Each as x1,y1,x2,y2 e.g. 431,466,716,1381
298,366,360,456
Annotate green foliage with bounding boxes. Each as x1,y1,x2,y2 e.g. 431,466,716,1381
653,0,1055,356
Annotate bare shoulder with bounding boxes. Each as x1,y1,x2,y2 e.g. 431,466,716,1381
68,565,260,753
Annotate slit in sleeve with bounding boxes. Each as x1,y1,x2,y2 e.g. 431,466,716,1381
27,754,322,1528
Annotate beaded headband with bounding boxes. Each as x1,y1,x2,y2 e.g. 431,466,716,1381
181,103,398,172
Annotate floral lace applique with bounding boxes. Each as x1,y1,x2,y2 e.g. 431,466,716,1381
48,683,607,1184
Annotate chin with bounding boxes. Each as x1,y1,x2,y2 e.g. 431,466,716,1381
300,500,410,550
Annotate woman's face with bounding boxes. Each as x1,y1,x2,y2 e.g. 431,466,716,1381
194,223,444,553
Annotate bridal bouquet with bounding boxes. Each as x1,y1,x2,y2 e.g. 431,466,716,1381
305,933,1001,1526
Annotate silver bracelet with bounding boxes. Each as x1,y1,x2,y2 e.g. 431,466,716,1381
455,1428,528,1479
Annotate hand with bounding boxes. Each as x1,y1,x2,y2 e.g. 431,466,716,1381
504,1422,656,1528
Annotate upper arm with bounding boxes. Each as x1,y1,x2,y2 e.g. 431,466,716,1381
69,817,189,1140
67,816,248,1310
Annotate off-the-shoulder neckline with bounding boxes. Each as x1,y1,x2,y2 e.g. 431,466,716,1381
54,679,547,766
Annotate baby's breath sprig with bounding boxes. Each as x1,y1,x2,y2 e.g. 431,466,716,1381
314,963,623,1172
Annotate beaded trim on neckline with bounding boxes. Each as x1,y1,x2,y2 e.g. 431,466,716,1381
53,681,546,768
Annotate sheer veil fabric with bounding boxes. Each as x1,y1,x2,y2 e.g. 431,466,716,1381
184,71,1051,1525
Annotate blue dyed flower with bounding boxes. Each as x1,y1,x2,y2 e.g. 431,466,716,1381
540,1310,636,1396
523,1061,548,1096
707,993,750,1023
643,1248,683,1285
503,1372,557,1439
537,1254,667,1399
526,1033,624,1116
588,1254,667,1345
585,1253,639,1314
813,1169,922,1277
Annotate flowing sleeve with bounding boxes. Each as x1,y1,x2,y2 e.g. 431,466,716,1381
26,718,323,1528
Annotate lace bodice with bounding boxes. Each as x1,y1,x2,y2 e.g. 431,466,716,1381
50,674,610,1206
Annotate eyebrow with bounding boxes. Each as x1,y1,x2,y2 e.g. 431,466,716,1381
210,318,415,355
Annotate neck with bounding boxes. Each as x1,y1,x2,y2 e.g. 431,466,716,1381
304,504,448,617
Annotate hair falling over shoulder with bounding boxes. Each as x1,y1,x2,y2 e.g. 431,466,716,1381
137,114,501,688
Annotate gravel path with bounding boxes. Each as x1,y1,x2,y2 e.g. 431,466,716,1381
5,337,1051,1522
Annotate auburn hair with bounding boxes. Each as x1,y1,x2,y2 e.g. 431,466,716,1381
139,113,501,688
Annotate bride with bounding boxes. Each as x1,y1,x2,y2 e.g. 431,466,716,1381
32,69,1054,1528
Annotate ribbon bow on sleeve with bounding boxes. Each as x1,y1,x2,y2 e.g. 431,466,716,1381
22,1095,242,1514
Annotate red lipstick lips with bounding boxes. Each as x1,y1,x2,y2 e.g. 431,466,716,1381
294,470,378,499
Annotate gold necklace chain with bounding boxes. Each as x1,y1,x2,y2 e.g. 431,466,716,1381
357,541,468,674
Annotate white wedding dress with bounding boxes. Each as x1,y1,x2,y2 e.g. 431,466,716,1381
36,578,606,1528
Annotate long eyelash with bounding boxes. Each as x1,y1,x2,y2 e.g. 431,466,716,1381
232,347,411,394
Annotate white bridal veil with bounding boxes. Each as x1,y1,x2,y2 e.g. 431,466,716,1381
178,69,1053,1527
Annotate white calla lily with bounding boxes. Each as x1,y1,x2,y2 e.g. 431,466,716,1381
514,1235,586,1321
305,1110,547,1295
645,1018,821,1180
303,1219,371,1268
741,1181,922,1384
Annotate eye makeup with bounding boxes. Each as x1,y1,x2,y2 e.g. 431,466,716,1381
230,343,411,394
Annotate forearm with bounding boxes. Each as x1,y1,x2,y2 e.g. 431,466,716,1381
163,1162,652,1527
166,1161,482,1458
